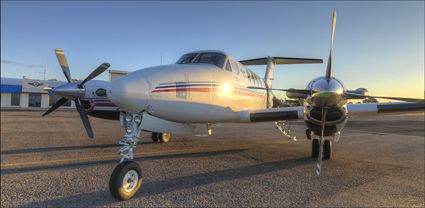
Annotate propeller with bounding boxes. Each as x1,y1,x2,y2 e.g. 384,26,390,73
314,11,337,175
316,108,328,175
344,92,424,103
247,86,314,95
326,11,337,79
42,48,110,138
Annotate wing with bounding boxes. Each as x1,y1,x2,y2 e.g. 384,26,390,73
241,106,304,122
241,102,424,122
347,102,424,116
239,57,323,65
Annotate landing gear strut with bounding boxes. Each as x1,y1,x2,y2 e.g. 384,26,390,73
109,113,144,200
312,139,332,160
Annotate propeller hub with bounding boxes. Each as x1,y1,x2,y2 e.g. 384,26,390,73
307,77,346,107
50,82,85,98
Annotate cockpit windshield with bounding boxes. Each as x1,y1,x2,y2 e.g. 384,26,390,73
176,52,226,68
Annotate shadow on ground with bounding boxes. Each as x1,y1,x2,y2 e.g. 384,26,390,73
1,149,246,175
19,157,313,207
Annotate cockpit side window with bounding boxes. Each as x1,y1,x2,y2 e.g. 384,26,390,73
176,53,198,64
230,60,240,75
193,53,226,68
239,65,247,78
225,60,232,72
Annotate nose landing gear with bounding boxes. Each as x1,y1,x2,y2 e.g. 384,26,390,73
110,113,144,201
311,139,332,160
109,160,143,200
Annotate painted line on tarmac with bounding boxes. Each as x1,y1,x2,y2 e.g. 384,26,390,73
0,141,285,168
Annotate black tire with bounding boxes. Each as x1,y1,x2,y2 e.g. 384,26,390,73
312,139,319,158
306,129,312,140
109,160,143,201
159,133,171,143
323,139,332,160
151,132,159,142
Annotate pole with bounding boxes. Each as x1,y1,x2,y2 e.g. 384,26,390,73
44,65,47,80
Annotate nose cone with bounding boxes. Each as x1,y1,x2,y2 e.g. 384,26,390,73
51,83,85,98
107,74,149,112
308,77,346,107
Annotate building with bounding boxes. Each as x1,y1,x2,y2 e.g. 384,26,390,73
0,70,128,109
1,77,75,109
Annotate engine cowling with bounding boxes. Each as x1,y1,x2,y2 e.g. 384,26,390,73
304,105,348,136
347,88,369,96
286,88,307,99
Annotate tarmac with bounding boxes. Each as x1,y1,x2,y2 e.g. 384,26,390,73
1,110,424,207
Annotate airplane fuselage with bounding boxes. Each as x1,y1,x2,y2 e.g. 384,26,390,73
108,63,267,123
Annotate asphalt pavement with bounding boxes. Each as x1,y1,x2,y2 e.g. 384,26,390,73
1,111,424,207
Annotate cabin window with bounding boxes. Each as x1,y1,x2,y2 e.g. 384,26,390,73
247,70,252,82
225,61,232,72
240,66,247,78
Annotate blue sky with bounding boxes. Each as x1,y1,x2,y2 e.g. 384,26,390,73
1,1,424,98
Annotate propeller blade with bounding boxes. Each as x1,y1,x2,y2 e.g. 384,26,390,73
74,98,94,138
325,11,337,79
316,108,328,176
55,48,72,83
42,97,69,116
345,92,424,103
80,63,111,86
247,86,313,94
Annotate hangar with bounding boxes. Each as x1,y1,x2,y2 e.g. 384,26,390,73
0,70,127,109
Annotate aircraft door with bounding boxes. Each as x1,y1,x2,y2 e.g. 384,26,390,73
176,73,189,100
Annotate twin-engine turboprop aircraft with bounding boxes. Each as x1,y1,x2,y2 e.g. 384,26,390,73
43,11,424,200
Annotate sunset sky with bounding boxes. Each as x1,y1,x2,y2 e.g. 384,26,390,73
1,1,424,99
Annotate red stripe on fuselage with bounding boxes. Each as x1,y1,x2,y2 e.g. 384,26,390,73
151,87,265,98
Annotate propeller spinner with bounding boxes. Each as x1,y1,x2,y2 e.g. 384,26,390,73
42,48,110,138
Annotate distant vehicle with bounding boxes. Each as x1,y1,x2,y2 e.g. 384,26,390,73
43,11,424,200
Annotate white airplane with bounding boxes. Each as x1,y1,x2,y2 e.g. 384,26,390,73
43,11,424,200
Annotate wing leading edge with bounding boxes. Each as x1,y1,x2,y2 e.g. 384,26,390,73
239,57,323,65
245,102,424,122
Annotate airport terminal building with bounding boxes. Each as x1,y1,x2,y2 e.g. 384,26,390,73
0,70,127,109
0,77,76,109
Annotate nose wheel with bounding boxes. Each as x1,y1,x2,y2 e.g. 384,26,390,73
109,160,143,200
312,139,332,160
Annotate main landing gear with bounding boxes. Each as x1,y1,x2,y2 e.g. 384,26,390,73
109,113,144,200
151,132,171,143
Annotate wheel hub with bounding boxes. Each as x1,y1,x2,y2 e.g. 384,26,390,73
122,170,138,192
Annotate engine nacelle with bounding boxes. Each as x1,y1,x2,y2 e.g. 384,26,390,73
286,88,307,99
304,105,348,136
347,88,369,97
